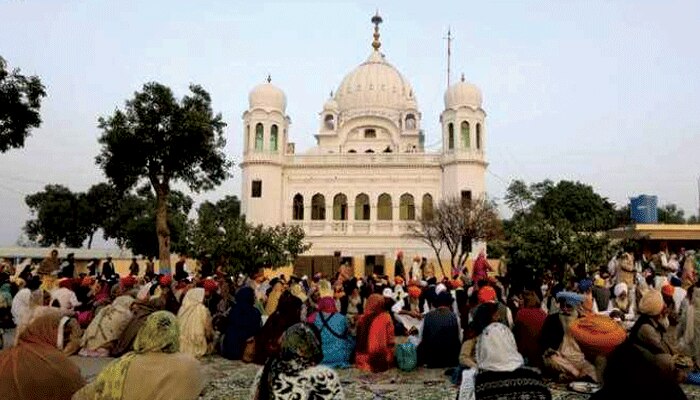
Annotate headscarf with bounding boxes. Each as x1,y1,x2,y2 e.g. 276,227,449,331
264,282,284,316
476,322,524,372
289,283,308,303
355,294,386,353
84,311,179,400
177,288,211,357
639,290,664,316
120,275,137,290
318,279,333,298
0,309,85,399
317,297,337,314
159,274,173,287
254,323,323,400
594,277,606,288
614,283,628,298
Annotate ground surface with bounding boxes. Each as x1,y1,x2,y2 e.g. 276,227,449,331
3,329,700,399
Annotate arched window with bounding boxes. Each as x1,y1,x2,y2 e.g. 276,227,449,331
270,124,278,151
461,121,470,149
348,149,357,153
364,129,377,139
355,193,370,220
311,194,326,220
405,114,416,130
377,193,392,220
365,149,375,153
422,194,434,220
399,193,415,220
255,123,264,151
448,123,454,150
324,114,335,130
333,193,348,221
476,123,482,150
292,194,304,220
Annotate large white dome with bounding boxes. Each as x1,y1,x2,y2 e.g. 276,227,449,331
334,51,416,113
444,77,482,110
248,81,287,111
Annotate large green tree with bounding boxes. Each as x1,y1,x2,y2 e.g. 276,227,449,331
503,179,616,276
24,184,89,247
188,197,310,275
0,56,46,152
96,82,230,268
101,185,193,257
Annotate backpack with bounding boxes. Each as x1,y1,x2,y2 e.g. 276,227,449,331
395,342,418,372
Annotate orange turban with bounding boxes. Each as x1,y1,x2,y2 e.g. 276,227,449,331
203,278,218,293
478,286,497,304
408,286,422,299
450,279,464,290
395,276,405,286
662,284,675,297
159,275,173,287
120,275,137,289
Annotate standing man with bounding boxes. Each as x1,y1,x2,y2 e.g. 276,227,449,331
145,256,155,281
60,253,75,278
128,257,139,276
102,256,115,278
394,251,405,281
174,254,188,281
87,258,100,277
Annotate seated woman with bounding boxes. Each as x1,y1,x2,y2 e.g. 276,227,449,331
177,288,213,358
254,291,302,364
112,297,164,357
222,287,262,360
513,289,547,368
0,308,85,399
355,294,395,372
251,322,343,400
462,322,550,400
74,311,204,400
80,295,135,357
307,296,353,368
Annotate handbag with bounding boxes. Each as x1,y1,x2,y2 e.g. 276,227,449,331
242,337,256,363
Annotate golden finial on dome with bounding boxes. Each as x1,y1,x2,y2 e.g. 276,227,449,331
266,74,271,83
371,10,383,51
461,73,465,82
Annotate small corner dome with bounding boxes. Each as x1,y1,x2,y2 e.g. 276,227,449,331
444,78,482,110
248,82,287,111
323,96,338,111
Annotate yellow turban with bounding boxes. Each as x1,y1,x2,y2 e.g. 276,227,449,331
639,290,664,316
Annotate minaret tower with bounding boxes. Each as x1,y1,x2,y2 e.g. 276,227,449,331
240,75,290,226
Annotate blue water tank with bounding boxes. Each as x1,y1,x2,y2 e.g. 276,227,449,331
630,195,658,223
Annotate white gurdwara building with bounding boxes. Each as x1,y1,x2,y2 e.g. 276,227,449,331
241,15,487,277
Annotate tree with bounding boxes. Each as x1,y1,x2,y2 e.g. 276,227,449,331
101,185,193,257
657,204,686,224
502,179,616,277
82,183,122,249
24,185,89,247
0,56,46,152
408,196,502,277
96,82,230,269
188,195,310,275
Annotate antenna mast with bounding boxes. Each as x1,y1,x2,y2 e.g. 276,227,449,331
444,27,453,89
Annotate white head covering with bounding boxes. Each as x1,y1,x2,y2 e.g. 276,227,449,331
476,322,524,372
382,288,394,298
614,282,628,298
435,283,448,295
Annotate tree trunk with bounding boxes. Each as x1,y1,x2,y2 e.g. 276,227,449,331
87,232,94,249
155,185,171,273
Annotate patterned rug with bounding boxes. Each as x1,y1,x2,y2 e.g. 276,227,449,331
198,357,698,400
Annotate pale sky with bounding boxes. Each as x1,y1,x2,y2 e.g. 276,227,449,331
0,0,699,246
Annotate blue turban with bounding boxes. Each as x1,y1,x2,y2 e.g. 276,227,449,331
556,291,585,307
578,278,593,292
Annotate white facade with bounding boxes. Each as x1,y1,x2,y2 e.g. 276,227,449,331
240,17,488,274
